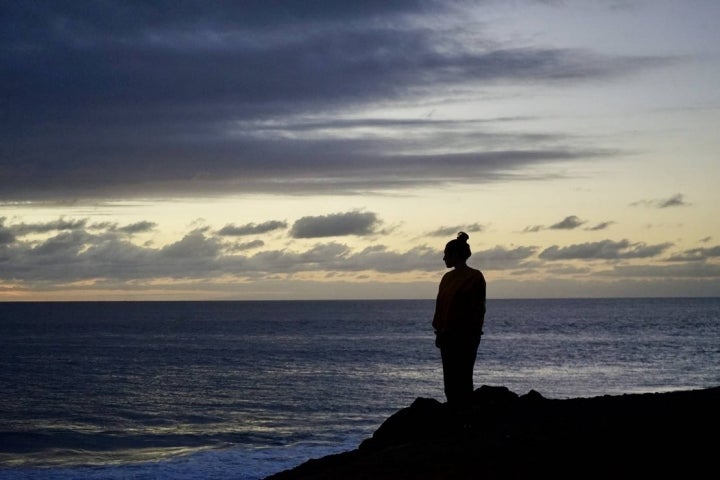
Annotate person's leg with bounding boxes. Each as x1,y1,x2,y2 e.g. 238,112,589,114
458,335,480,401
441,335,480,407
440,343,460,404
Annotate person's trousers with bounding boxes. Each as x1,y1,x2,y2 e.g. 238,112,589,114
440,333,481,407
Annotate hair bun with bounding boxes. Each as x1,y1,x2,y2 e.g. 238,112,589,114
457,231,469,242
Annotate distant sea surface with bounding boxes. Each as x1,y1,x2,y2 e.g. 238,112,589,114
2,298,719,479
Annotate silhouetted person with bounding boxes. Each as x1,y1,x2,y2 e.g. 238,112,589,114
432,232,486,409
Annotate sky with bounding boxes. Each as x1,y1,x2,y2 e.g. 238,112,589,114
1,0,719,301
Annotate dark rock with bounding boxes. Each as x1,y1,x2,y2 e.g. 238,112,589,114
265,385,720,480
473,384,520,405
359,397,449,451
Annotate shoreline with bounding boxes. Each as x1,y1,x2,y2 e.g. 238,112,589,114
265,385,720,479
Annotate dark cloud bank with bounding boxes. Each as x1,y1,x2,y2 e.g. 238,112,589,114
1,0,669,202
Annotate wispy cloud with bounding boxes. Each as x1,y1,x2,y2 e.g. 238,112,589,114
631,193,689,209
585,221,615,231
116,221,157,234
659,194,689,208
522,215,588,232
549,215,586,230
217,221,288,237
426,223,485,237
522,225,544,233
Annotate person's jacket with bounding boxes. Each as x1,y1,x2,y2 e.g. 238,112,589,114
432,266,486,337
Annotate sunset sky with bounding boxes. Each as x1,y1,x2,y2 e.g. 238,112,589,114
2,0,719,300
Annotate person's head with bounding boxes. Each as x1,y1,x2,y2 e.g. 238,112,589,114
443,232,471,268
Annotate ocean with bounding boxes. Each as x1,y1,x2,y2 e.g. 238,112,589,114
1,298,719,479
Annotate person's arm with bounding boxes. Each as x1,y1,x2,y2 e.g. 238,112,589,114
475,275,486,334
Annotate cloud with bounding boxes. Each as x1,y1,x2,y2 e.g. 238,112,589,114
658,194,688,208
290,211,381,238
0,228,220,283
585,221,615,231
117,221,157,234
539,239,673,260
217,221,288,236
323,244,440,274
426,223,485,237
160,230,223,260
2,212,714,297
522,215,588,232
0,213,439,284
475,245,538,270
631,193,689,209
546,265,593,275
549,215,586,230
666,245,720,262
600,262,720,279
12,218,88,235
227,240,265,252
0,1,670,202
3,218,156,238
0,220,15,245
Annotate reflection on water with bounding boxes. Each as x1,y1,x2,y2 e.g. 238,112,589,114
1,298,718,470
0,445,222,468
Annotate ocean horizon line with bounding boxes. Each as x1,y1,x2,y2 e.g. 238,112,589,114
2,295,719,304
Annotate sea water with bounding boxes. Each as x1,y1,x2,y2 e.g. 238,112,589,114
1,298,719,479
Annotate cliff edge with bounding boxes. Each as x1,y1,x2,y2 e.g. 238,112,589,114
265,385,720,479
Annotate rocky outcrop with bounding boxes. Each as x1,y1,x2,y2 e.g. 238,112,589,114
265,385,720,479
